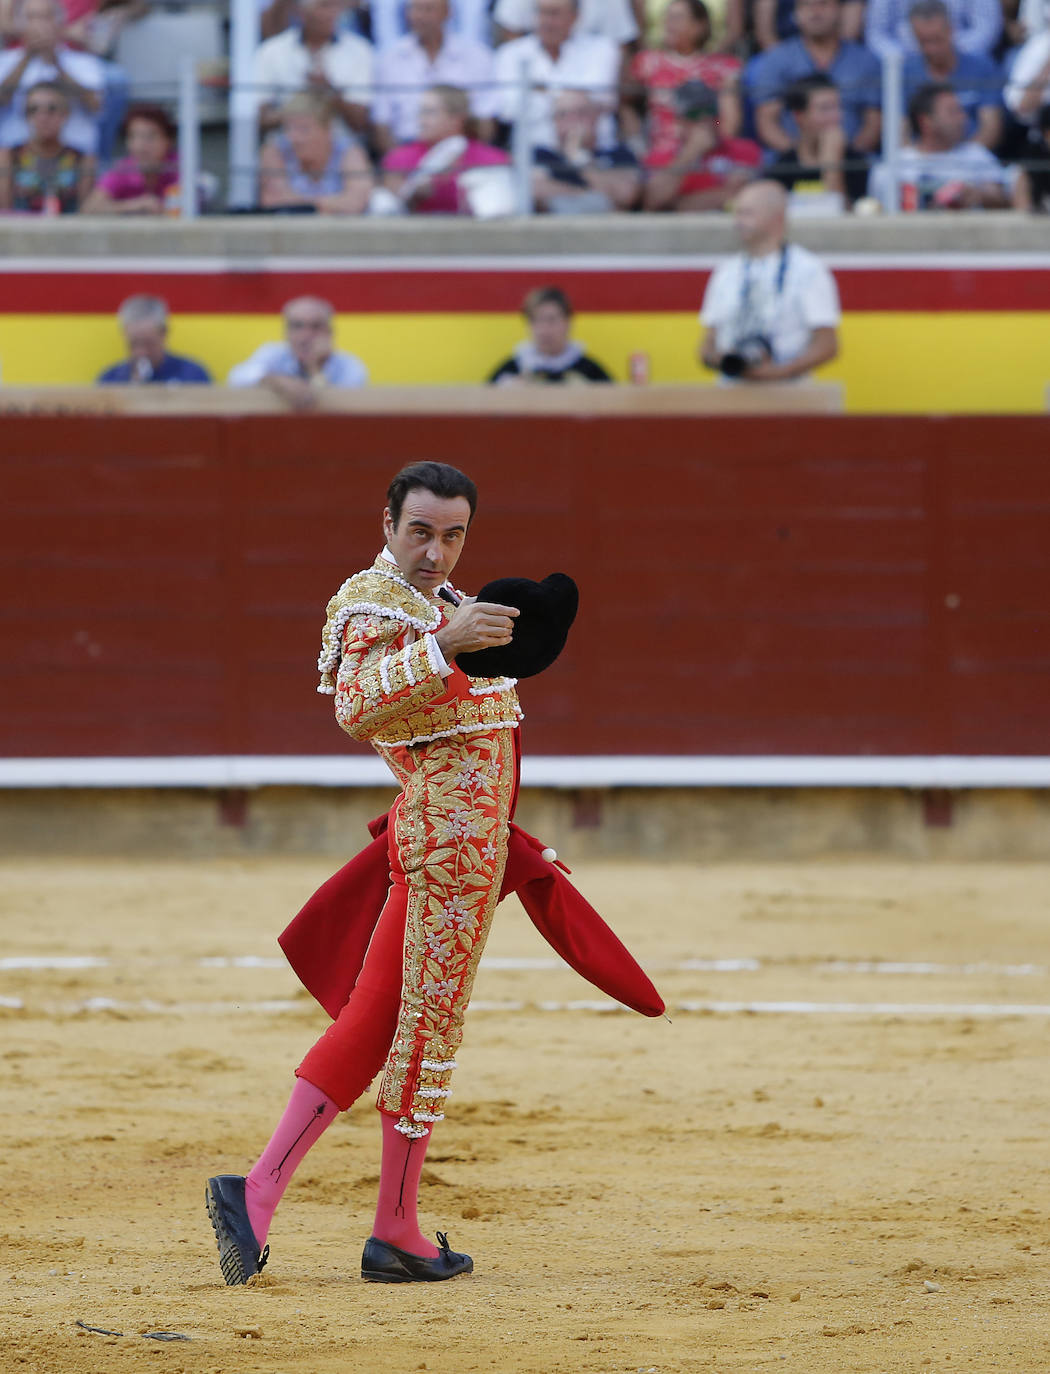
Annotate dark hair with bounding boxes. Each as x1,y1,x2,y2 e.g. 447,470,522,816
785,72,838,114
669,0,711,26
522,285,573,319
908,81,954,137
1037,103,1050,133
908,0,950,20
121,103,177,145
387,462,478,528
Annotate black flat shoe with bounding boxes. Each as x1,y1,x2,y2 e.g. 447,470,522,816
361,1230,473,1283
205,1174,269,1286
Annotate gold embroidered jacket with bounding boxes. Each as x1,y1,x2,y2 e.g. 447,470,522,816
316,554,522,749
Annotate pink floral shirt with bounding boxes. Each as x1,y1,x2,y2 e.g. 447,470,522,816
630,48,741,159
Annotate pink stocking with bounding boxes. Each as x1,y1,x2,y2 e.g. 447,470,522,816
243,1076,339,1246
371,1114,440,1258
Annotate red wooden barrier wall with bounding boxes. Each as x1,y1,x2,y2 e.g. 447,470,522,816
3,414,1049,759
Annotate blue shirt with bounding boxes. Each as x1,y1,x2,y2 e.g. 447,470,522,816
747,38,882,143
97,353,212,385
227,342,368,389
902,51,1002,139
865,0,1001,58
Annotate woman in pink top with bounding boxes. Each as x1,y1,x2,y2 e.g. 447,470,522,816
624,0,742,156
81,104,178,214
381,84,509,216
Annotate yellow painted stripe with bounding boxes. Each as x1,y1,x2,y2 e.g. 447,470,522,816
1,311,1048,413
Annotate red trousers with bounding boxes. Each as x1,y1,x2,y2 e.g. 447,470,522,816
296,864,408,1111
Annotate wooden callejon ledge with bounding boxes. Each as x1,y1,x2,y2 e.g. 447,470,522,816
0,384,845,416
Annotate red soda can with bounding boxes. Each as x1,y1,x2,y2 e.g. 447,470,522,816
628,351,650,384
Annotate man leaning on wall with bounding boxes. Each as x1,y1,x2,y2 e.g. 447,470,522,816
227,297,368,411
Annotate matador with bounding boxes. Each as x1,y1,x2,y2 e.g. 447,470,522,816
205,461,663,1286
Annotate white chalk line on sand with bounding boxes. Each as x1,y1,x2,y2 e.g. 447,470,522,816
0,956,111,971
3,955,1046,977
5,995,1050,1018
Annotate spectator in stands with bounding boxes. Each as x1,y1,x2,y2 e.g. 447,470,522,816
81,104,178,214
870,82,1014,205
489,286,613,384
752,0,864,49
622,0,742,156
373,0,499,152
1015,102,1050,208
97,295,211,385
381,82,509,213
1005,19,1050,125
493,0,620,147
62,0,144,54
0,0,104,156
766,73,870,204
643,78,761,210
252,0,373,136
261,0,369,41
369,0,493,49
258,92,373,212
532,87,640,211
903,0,1003,149
228,296,367,410
494,0,639,46
58,0,139,162
865,0,1001,56
698,179,840,382
748,0,882,155
0,80,93,211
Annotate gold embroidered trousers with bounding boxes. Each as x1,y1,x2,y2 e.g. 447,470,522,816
359,726,512,1136
297,727,514,1134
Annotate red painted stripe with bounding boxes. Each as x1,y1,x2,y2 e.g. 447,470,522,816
0,267,1044,314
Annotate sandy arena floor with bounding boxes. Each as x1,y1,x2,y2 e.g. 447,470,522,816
2,856,1050,1374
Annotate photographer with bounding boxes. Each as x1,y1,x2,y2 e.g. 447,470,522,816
697,178,840,383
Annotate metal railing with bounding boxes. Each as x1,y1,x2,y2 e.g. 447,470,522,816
0,20,1042,219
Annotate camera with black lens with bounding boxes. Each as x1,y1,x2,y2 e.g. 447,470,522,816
719,333,773,378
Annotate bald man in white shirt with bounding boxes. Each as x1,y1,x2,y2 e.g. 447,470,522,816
699,180,840,384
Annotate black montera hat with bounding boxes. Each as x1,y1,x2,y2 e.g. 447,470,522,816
457,573,579,680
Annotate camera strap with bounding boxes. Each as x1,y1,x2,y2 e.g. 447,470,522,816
738,242,791,331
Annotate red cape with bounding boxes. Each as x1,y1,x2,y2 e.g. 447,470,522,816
279,814,665,1019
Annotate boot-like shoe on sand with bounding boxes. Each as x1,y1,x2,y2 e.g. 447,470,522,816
205,1175,269,1286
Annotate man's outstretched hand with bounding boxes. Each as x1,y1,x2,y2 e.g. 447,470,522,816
435,598,519,660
